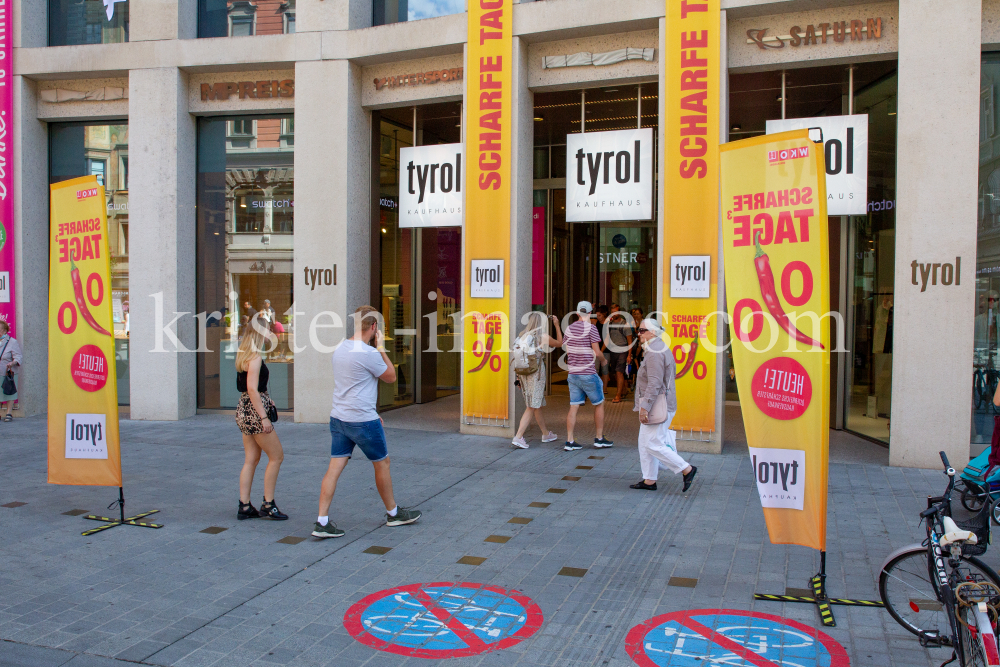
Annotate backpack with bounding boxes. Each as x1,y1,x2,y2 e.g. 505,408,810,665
512,332,542,376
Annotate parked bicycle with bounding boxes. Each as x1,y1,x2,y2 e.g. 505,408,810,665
879,452,1000,666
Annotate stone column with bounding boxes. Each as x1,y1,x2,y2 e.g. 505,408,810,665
128,68,198,421
130,0,197,41
293,59,370,423
12,76,49,415
890,0,982,468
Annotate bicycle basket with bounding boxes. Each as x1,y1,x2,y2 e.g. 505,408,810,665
955,501,993,557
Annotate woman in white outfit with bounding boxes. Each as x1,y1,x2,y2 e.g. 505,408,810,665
630,319,697,492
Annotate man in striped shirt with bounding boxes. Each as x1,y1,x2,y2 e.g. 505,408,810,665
562,301,614,451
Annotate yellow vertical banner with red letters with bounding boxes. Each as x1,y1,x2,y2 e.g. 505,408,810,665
48,176,123,487
463,0,512,423
720,130,830,551
661,0,720,433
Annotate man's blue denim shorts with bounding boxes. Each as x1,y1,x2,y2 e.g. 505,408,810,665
330,417,388,462
567,373,604,406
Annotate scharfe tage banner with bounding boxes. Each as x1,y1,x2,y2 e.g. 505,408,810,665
661,0,720,434
48,176,123,487
0,0,14,336
720,129,830,551
463,0,512,423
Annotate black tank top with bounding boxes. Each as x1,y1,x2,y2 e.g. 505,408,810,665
236,361,269,393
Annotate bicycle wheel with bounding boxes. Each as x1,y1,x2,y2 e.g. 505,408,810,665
961,481,990,513
957,603,991,666
879,547,1000,638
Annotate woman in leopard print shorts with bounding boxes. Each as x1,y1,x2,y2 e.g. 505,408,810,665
235,313,288,521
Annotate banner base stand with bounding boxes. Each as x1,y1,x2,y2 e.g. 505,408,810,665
81,487,163,537
753,551,884,627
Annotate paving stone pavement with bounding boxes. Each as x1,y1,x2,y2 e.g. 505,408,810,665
0,412,991,666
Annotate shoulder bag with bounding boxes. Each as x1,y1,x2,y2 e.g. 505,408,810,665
0,338,13,397
646,392,668,425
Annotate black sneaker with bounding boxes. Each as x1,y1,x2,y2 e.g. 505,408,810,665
629,480,657,491
259,498,288,520
312,521,345,538
564,441,583,451
237,501,259,521
386,507,421,526
682,466,698,492
594,437,614,448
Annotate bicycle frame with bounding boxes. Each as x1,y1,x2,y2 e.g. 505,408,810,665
921,453,1000,666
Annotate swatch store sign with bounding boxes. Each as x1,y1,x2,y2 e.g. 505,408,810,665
566,128,654,222
399,144,463,228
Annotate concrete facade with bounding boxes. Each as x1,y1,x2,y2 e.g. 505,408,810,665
8,0,994,467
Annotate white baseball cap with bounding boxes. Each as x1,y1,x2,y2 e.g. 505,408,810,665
576,300,593,314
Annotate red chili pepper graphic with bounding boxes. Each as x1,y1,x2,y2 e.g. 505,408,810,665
71,259,111,337
469,333,494,373
753,235,824,350
675,337,699,379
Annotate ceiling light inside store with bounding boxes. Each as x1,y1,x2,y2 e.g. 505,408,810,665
776,96,784,102
731,124,741,131
382,228,387,234
534,116,544,122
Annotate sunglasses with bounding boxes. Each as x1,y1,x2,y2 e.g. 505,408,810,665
637,328,649,334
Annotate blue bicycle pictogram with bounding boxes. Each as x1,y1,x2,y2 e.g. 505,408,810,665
344,581,543,659
625,609,849,667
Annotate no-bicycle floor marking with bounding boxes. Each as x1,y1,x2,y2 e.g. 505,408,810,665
343,581,543,659
625,609,849,667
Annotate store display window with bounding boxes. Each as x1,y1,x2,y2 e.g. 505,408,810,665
196,115,294,410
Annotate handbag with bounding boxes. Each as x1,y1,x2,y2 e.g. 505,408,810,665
0,338,13,397
646,392,668,425
266,398,279,423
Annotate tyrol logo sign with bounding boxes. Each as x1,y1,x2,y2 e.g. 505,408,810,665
749,447,805,510
766,115,868,215
399,144,463,228
566,128,653,222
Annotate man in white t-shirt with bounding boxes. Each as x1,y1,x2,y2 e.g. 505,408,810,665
312,306,422,538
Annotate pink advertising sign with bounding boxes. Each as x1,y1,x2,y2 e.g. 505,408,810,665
532,207,545,306
0,1,13,336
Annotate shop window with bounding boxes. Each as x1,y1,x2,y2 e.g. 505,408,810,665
49,0,129,46
49,123,131,406
199,0,293,38
729,63,897,444
197,115,295,411
119,155,129,190
972,54,1000,447
280,118,294,148
373,0,464,26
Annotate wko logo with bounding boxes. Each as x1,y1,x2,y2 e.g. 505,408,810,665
76,188,99,200
768,146,809,164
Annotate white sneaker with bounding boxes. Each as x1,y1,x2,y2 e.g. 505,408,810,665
541,432,559,443
512,437,529,449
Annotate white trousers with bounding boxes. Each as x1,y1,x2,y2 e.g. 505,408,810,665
638,411,689,480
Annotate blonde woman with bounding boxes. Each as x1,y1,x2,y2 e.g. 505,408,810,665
235,313,287,521
511,312,563,449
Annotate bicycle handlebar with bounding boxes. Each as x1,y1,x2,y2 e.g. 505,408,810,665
940,451,951,469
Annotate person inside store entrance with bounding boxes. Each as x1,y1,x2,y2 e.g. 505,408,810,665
511,311,563,449
234,313,288,520
631,318,697,492
607,305,634,404
563,301,614,451
312,305,421,539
